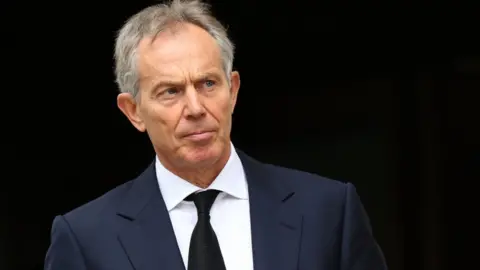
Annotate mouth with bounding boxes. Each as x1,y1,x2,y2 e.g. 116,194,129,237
183,130,216,142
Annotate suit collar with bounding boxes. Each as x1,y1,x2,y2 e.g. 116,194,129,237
236,149,293,201
116,161,158,220
115,148,293,219
116,161,185,270
116,148,302,270
237,149,303,270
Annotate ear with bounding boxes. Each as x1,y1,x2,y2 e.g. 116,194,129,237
229,71,240,114
117,93,146,132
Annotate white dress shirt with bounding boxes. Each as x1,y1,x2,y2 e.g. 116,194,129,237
155,143,254,270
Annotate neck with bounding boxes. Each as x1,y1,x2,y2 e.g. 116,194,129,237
158,144,232,188
181,165,225,188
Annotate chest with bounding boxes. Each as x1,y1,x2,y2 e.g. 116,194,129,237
169,197,253,270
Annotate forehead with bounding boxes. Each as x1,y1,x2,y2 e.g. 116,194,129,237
137,23,223,79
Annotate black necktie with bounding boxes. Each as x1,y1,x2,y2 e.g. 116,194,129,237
186,190,226,270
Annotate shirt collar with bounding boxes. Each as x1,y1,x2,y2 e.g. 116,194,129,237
155,142,248,211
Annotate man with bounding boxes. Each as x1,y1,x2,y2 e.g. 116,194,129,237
45,0,388,269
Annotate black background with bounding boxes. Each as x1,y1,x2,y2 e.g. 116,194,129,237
5,1,479,269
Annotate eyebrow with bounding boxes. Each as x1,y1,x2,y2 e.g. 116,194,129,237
197,71,223,82
149,71,223,92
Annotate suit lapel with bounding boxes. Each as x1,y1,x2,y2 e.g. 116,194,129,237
116,162,185,270
238,151,303,270
113,150,302,270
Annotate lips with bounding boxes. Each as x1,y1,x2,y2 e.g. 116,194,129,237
184,130,214,137
183,131,215,142
186,130,211,136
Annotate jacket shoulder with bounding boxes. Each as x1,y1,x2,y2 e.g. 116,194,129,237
265,162,348,191
258,161,351,209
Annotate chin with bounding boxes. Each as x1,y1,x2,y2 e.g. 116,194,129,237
182,140,226,167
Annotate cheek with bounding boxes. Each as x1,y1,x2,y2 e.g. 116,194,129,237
218,89,234,110
143,104,179,132
206,93,233,124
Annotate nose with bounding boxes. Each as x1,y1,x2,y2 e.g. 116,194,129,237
184,87,206,119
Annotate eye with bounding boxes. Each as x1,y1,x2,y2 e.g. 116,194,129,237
165,88,179,95
204,80,215,88
156,88,179,100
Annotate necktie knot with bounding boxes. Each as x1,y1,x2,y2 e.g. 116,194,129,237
185,189,220,215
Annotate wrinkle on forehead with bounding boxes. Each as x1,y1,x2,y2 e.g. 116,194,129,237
137,23,223,83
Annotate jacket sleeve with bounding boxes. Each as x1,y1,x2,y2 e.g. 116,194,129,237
44,215,87,270
340,183,388,270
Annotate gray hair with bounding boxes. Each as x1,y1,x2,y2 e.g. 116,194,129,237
114,0,235,98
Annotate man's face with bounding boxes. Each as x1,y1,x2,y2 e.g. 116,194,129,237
117,23,240,170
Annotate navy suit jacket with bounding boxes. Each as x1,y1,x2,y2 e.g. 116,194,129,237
45,150,388,270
